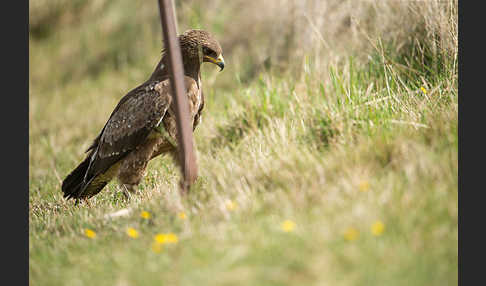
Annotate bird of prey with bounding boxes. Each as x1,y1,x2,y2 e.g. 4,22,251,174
62,29,224,200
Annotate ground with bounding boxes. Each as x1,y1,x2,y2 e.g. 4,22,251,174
29,1,457,285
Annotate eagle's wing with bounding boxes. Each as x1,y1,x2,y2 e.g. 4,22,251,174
84,80,162,153
75,81,173,198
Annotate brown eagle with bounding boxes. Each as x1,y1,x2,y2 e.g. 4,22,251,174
62,29,224,200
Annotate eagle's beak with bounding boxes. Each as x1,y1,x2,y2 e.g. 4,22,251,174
205,54,225,71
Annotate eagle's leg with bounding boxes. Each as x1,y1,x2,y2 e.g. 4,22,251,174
168,149,194,195
158,115,194,193
159,117,198,193
117,135,164,197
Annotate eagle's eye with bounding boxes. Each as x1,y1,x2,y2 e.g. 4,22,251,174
202,46,217,57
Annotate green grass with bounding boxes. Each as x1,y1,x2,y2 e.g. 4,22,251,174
29,1,457,285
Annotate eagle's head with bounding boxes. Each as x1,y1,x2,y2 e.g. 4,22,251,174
179,29,225,71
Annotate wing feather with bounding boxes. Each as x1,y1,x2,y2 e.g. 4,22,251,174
80,80,172,194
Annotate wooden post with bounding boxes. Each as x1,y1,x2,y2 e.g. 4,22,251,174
157,0,198,193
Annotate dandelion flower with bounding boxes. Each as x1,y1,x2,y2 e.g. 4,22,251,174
371,220,385,236
420,86,427,95
84,228,96,239
154,234,167,244
225,200,238,211
164,233,178,244
343,227,359,241
126,227,139,239
154,233,179,244
178,212,187,220
141,211,151,220
281,220,296,232
358,180,370,192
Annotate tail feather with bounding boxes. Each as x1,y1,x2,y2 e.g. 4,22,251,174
62,156,116,200
62,157,93,200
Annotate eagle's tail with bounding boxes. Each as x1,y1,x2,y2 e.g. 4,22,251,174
62,156,98,200
62,156,114,200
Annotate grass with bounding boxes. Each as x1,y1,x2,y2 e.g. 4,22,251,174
29,0,457,285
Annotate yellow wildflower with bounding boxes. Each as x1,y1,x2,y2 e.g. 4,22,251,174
84,228,96,239
343,227,359,241
154,234,166,244
151,242,163,253
226,200,238,211
141,211,151,220
371,220,385,236
154,233,179,244
126,227,139,239
281,220,296,232
178,212,187,220
358,180,370,192
420,86,427,95
164,233,178,243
